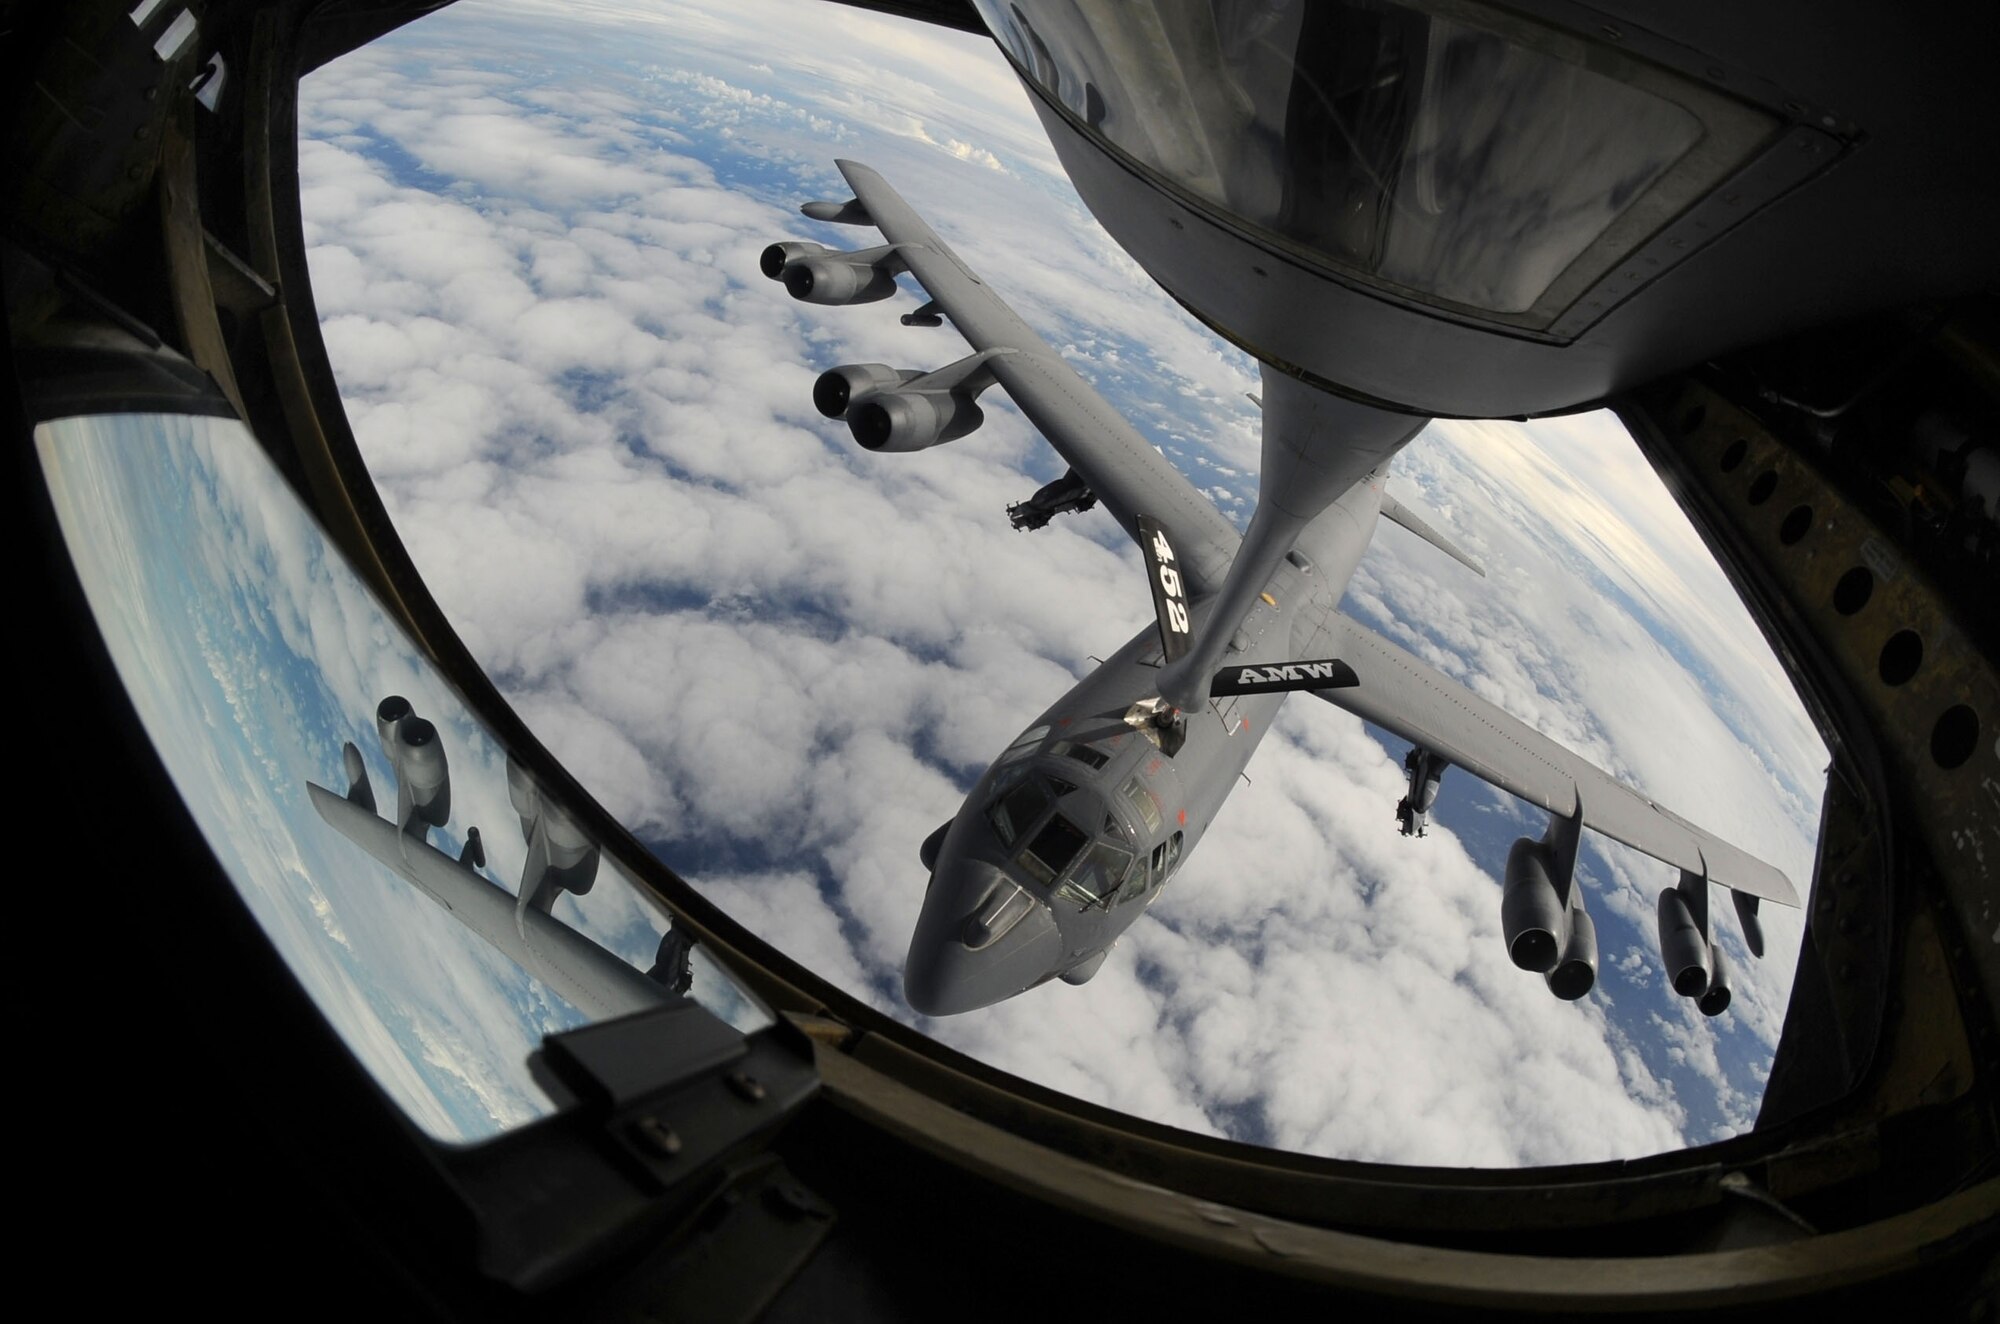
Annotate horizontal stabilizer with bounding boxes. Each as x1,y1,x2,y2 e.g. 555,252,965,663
1213,659,1359,696
1382,491,1484,578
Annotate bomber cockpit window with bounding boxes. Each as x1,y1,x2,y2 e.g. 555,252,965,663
987,771,1052,848
1018,812,1089,884
998,724,1051,764
1051,739,1108,770
1115,857,1149,905
1057,840,1135,908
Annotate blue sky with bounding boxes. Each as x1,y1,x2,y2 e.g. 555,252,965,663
291,0,1828,1163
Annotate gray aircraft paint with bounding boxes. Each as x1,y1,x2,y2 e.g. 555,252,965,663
772,162,1796,1018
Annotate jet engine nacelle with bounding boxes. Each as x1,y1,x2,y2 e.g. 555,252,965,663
538,798,599,895
506,755,540,825
813,363,920,420
1698,943,1732,1017
849,388,985,453
758,241,827,280
1545,904,1597,1001
506,755,597,897
376,696,450,829
392,715,450,830
781,253,899,306
1656,885,1711,997
376,694,414,757
1501,836,1566,974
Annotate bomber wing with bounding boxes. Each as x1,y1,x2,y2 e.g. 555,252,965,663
830,159,1241,596
1291,610,1799,905
308,779,673,1020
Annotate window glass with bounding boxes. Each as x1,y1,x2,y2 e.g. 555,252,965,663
35,413,772,1143
1000,724,1051,763
987,773,1051,847
1021,813,1089,883
1053,740,1109,770
1059,840,1134,907
1123,776,1163,832
283,0,1826,1167
1115,857,1149,905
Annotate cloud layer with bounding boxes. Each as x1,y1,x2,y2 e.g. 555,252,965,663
293,0,1826,1163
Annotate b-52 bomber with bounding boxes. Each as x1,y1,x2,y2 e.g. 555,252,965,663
763,160,1798,1018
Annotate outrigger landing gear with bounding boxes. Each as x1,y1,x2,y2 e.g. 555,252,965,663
1007,467,1097,531
1397,745,1447,837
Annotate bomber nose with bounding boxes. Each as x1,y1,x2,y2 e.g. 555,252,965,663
904,861,1060,1016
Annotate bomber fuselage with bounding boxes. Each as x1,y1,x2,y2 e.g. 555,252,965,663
904,475,1384,1015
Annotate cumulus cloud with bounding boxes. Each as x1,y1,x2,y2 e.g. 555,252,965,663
292,0,1826,1165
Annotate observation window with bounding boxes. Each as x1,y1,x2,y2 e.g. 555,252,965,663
34,411,771,1143
1123,776,1163,833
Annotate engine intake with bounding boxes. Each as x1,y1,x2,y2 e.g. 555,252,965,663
851,389,985,453
759,241,827,280
814,363,917,419
1544,904,1597,1001
393,713,451,831
782,254,899,306
375,694,412,755
1698,943,1732,1016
